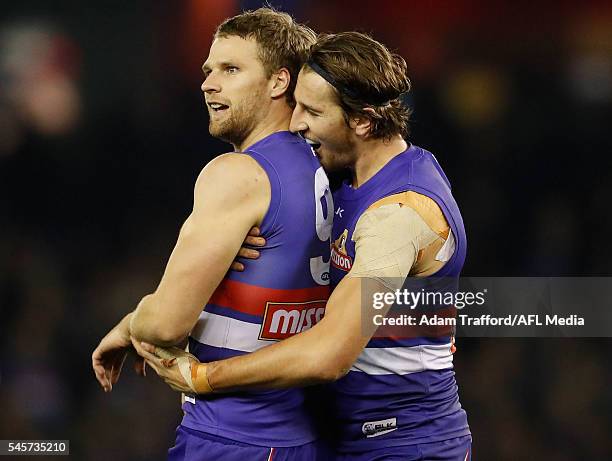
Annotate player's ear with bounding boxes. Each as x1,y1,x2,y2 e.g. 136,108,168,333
350,108,373,137
270,67,290,99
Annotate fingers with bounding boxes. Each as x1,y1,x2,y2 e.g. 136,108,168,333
145,359,162,375
243,235,265,247
110,354,127,385
230,261,245,272
104,365,112,391
93,363,110,391
231,240,263,273
154,347,186,367
153,346,176,360
236,247,260,259
134,356,146,377
161,358,177,368
247,226,260,237
110,364,120,385
130,336,142,351
139,341,156,353
92,349,111,392
132,340,158,363
92,354,104,383
109,365,117,390
134,341,180,370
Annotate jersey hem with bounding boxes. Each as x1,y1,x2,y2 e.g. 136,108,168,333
180,418,318,448
335,426,471,453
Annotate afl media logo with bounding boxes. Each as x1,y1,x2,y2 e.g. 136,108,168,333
330,229,353,271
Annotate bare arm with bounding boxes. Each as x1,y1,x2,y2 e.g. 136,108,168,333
129,153,270,345
134,195,443,394
206,274,382,390
134,274,390,393
92,153,269,392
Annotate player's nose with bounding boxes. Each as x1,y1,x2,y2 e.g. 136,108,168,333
289,110,307,134
201,74,220,93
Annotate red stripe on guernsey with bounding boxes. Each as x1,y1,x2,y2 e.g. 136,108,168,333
267,447,275,461
208,278,330,317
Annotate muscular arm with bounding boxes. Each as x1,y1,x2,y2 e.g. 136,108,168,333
129,153,270,345
202,193,447,391
206,273,381,390
92,154,269,392
136,192,451,393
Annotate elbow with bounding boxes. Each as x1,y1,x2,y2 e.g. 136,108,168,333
312,358,352,383
131,295,189,346
301,340,355,384
132,323,186,347
149,325,187,346
142,316,189,345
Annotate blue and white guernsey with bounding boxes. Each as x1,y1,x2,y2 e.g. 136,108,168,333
328,144,470,453
182,131,333,447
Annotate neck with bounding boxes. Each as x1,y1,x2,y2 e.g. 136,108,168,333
351,135,408,188
235,102,293,152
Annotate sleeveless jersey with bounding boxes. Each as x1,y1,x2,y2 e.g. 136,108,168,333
329,144,470,452
181,131,333,447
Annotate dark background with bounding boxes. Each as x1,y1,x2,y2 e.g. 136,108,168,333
1,1,611,459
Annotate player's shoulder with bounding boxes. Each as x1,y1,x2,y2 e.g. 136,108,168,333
197,152,267,185
367,191,440,215
365,191,448,236
194,152,269,199
202,152,265,175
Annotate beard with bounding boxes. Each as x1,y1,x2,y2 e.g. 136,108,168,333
208,88,265,149
317,129,356,173
318,147,352,173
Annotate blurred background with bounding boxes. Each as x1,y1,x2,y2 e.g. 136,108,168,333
1,0,611,459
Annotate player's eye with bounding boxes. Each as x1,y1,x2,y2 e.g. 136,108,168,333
225,66,239,74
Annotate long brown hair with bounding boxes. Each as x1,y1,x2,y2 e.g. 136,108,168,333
306,31,412,139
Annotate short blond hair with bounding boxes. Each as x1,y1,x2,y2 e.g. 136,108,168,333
215,7,316,106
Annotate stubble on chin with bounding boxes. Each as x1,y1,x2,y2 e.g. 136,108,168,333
208,107,255,148
208,118,227,139
319,142,355,173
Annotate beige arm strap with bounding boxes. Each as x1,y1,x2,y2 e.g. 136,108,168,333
155,347,213,394
348,192,452,290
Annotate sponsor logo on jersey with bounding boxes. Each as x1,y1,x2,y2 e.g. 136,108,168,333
259,301,326,341
331,229,353,271
362,417,398,438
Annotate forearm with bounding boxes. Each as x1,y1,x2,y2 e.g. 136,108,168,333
123,155,269,350
203,279,371,393
205,330,344,392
